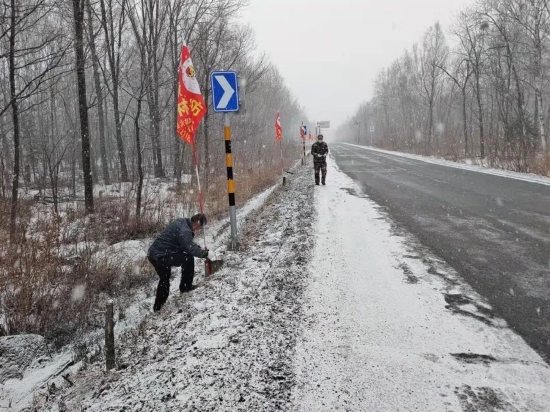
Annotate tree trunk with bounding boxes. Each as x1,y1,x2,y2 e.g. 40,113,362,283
71,131,76,197
9,0,20,239
475,70,485,159
47,160,58,216
145,55,164,178
144,62,162,177
153,106,164,177
72,0,94,213
534,15,546,152
536,88,546,152
90,142,99,182
86,0,110,185
462,87,469,156
152,58,164,178
99,0,129,182
135,95,143,220
173,34,182,184
113,85,128,181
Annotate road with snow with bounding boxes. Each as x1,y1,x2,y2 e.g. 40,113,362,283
330,143,550,361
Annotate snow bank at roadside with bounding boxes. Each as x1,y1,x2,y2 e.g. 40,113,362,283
345,143,550,186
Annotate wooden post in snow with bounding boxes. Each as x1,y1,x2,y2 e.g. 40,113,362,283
105,301,115,370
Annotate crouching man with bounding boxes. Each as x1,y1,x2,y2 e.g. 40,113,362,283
147,213,209,312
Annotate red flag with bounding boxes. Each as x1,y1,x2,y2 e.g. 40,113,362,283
177,44,206,145
275,112,282,142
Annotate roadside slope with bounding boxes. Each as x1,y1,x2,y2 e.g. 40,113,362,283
36,167,314,411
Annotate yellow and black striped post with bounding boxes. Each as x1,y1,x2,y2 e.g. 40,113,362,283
224,113,238,248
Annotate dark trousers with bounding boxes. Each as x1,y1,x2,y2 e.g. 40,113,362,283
148,254,195,311
314,162,327,184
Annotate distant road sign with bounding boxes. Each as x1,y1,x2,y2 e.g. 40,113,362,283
211,71,239,112
370,125,375,133
301,125,307,136
317,121,330,128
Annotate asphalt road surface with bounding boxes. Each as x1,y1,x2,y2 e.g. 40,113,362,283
330,143,550,361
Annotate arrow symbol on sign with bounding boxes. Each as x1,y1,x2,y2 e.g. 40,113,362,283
215,75,235,109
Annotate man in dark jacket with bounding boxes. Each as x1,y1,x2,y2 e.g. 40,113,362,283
311,134,329,185
148,213,209,311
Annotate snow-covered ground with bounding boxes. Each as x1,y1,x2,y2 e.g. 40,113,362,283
5,157,550,411
344,143,550,186
0,180,280,412
292,160,550,411
29,168,313,411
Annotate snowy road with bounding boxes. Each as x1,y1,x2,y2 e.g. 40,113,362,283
330,143,550,361
292,160,550,411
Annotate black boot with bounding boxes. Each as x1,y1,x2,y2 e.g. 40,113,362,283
153,270,171,312
181,284,198,293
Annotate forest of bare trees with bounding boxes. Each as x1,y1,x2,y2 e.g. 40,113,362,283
338,0,550,175
0,0,307,342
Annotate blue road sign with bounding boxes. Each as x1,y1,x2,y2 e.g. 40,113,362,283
211,71,239,112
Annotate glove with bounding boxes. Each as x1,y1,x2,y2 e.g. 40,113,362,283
203,248,209,259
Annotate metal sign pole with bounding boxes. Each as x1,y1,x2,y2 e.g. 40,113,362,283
224,112,238,249
212,70,240,250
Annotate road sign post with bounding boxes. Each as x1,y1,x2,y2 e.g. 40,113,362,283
370,125,375,146
355,120,361,145
211,71,240,249
317,121,330,137
224,112,237,249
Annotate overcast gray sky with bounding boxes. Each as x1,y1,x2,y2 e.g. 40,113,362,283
243,0,471,129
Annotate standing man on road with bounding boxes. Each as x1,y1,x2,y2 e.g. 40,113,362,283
311,134,329,185
147,213,209,312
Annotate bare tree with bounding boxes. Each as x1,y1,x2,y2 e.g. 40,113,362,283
72,0,93,213
99,0,129,181
418,23,448,151
439,53,473,155
86,0,110,184
1,0,68,237
506,0,550,152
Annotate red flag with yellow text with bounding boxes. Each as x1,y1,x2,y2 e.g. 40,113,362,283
275,112,282,142
177,44,206,145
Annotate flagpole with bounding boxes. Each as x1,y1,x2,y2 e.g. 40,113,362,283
193,142,208,250
275,112,285,185
177,42,212,275
279,140,285,185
